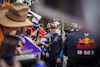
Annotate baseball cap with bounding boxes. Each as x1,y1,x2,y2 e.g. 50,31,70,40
50,24,57,28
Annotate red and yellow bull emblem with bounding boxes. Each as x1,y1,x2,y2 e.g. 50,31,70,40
77,37,97,55
79,38,95,44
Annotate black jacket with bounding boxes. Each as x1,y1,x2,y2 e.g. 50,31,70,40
48,33,63,60
64,28,100,67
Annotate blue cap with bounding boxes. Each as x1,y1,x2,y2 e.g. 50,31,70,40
50,24,57,28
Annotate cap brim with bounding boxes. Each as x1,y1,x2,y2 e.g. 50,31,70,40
0,7,35,27
50,26,56,28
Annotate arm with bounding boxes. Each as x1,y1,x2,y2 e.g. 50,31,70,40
63,39,68,56
42,36,51,52
42,44,51,52
42,33,50,38
56,35,63,63
59,35,63,59
63,35,69,56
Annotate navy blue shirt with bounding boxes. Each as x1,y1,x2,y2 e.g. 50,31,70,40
49,33,63,60
64,28,100,67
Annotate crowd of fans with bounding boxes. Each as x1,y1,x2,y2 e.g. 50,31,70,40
0,2,100,67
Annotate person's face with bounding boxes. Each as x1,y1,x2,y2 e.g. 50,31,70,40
62,31,65,36
47,23,51,28
23,27,27,32
31,29,38,38
50,27,56,33
3,27,20,34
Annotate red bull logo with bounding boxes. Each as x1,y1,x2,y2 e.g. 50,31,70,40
77,38,97,55
79,38,95,44
77,44,96,49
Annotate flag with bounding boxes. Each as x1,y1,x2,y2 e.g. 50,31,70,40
20,34,41,56
18,36,26,48
27,10,42,25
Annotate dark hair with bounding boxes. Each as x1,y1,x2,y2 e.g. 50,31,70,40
48,22,52,24
0,35,19,66
16,27,24,36
26,29,31,36
16,27,27,36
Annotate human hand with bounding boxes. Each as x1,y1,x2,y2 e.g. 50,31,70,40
42,44,48,48
56,58,61,64
46,53,49,58
42,52,45,56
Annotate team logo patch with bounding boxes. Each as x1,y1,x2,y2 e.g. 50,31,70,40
77,38,96,55
79,38,95,44
84,33,89,37
54,37,58,41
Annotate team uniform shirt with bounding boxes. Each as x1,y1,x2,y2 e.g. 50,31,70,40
49,33,63,60
64,28,100,67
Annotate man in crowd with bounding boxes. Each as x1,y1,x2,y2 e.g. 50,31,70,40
0,3,35,45
0,3,35,67
64,25,100,67
41,22,52,67
45,22,51,32
43,24,63,67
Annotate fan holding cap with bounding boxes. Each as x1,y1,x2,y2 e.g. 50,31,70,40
0,3,35,45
